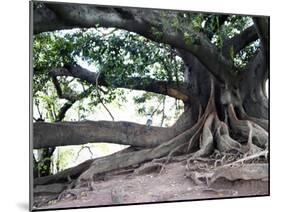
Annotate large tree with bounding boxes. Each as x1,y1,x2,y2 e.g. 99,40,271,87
32,2,268,191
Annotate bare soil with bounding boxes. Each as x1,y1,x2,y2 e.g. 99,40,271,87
34,160,268,210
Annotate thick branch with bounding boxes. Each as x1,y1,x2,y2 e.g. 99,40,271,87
34,3,235,85
34,120,176,149
34,159,94,185
33,3,72,33
50,64,190,101
222,25,258,59
253,17,269,59
34,146,138,186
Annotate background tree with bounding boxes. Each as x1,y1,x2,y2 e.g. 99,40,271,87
32,2,268,190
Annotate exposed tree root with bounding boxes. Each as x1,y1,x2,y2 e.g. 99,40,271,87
228,104,268,148
34,159,94,186
34,146,140,186
223,150,268,166
237,105,268,131
185,150,268,186
133,162,164,175
214,117,242,153
244,121,264,155
152,154,188,164
193,113,215,158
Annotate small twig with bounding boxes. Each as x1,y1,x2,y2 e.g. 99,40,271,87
160,96,166,127
35,99,43,119
96,72,115,121
75,146,94,161
149,97,163,118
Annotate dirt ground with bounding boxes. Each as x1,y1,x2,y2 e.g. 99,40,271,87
34,160,268,210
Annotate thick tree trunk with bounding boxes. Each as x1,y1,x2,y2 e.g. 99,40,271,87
239,52,269,119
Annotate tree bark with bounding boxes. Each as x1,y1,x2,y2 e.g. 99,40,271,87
34,120,177,149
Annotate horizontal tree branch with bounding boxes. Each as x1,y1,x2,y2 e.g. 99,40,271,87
34,120,177,149
50,64,191,101
33,4,73,34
